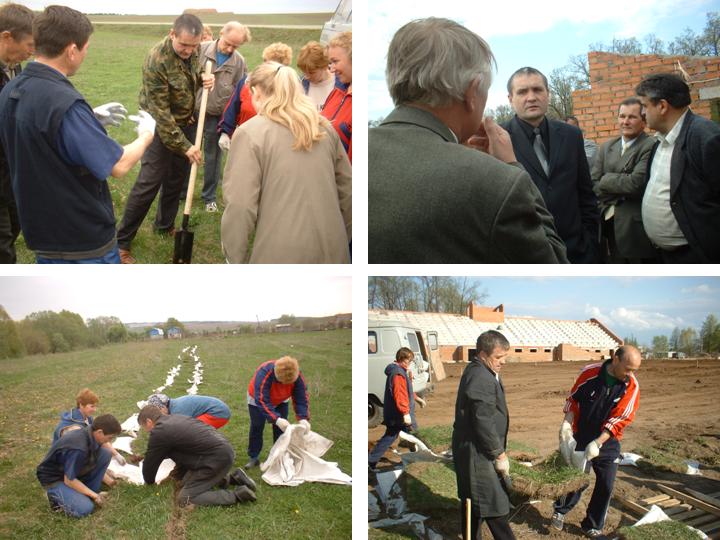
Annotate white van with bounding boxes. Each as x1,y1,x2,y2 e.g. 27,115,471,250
320,0,352,45
368,319,438,427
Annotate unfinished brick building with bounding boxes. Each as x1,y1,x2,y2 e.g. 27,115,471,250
572,51,720,144
368,303,622,363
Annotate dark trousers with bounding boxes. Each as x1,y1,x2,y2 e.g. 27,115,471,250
177,443,237,507
553,440,620,531
601,217,657,264
201,114,222,203
117,126,195,249
247,401,288,459
659,243,706,264
460,503,516,540
368,426,402,465
0,202,20,264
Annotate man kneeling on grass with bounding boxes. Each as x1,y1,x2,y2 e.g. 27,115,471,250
36,414,121,518
138,405,256,507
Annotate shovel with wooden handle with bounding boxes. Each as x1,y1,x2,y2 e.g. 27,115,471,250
173,60,212,264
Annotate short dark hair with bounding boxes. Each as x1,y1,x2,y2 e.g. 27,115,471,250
138,404,164,425
33,5,93,58
476,330,510,356
173,14,203,37
618,97,646,121
635,73,691,109
0,3,34,39
396,347,414,362
92,414,121,435
507,66,548,95
565,115,578,123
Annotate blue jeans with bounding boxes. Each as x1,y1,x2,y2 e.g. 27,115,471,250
368,426,403,465
36,244,120,264
201,115,222,204
46,447,111,518
247,401,289,459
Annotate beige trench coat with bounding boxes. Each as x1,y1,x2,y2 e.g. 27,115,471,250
221,116,352,263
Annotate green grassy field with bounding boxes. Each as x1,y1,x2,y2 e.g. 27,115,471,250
88,13,331,26
0,329,351,539
14,24,320,264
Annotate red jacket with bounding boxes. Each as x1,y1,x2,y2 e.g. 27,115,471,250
321,87,352,162
217,76,257,137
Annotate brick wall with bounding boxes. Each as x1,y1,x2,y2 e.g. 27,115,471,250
572,52,720,144
467,303,505,323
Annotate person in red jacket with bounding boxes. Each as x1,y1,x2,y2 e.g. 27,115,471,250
245,356,310,468
322,31,351,162
552,345,641,538
368,347,426,471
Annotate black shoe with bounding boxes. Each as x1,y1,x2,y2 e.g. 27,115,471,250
229,468,257,491
245,458,260,469
234,486,257,503
368,462,379,474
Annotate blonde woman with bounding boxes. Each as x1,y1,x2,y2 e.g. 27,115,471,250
221,62,352,263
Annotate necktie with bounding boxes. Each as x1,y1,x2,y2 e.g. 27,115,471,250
533,127,550,176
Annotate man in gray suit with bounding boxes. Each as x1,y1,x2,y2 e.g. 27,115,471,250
592,97,658,263
368,18,567,264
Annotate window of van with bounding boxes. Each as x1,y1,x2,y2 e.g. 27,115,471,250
382,330,401,353
368,332,377,354
406,332,420,353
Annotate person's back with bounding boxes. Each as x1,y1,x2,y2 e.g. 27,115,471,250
170,394,230,419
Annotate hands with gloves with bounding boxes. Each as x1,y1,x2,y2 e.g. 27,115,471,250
298,419,311,432
584,439,602,461
275,417,290,432
218,132,231,151
402,414,412,427
128,110,156,138
494,453,510,475
415,396,426,408
558,418,576,466
93,102,127,127
113,452,127,466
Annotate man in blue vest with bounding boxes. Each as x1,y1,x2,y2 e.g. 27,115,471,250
0,5,156,263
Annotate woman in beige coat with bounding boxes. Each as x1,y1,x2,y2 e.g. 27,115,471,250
221,62,352,263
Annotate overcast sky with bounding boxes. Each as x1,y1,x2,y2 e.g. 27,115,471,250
464,277,720,345
16,0,338,15
369,0,714,119
0,271,351,323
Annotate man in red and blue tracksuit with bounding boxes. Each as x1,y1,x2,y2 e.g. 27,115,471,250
368,347,426,471
552,345,641,538
245,356,310,468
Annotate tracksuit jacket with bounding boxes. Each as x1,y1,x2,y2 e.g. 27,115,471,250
248,360,309,422
563,359,640,449
382,362,417,430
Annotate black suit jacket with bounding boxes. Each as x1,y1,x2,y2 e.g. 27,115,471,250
646,111,720,262
505,116,600,263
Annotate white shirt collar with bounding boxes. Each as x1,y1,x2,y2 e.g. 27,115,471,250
659,109,689,146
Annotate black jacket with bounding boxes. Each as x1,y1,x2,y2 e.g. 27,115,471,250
505,116,600,263
0,62,20,208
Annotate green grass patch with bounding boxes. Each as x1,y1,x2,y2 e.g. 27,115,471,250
14,24,321,264
0,330,351,539
88,13,331,26
509,451,584,485
634,440,690,474
617,520,703,540
402,462,458,513
414,424,453,450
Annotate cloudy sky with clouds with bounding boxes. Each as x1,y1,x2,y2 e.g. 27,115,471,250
468,277,720,345
368,0,714,120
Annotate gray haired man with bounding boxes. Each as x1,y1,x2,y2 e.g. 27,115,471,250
368,17,567,264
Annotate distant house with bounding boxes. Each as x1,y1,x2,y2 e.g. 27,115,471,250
275,323,292,333
149,328,164,340
167,327,183,339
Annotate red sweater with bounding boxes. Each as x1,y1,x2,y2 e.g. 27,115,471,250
321,87,352,162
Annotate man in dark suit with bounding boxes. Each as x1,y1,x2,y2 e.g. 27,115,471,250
368,18,567,264
504,67,599,264
592,97,657,263
637,73,720,263
452,330,515,540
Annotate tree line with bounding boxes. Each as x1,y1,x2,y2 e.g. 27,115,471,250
624,313,720,358
368,277,488,315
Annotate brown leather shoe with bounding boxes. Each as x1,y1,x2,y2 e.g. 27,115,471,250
119,248,136,264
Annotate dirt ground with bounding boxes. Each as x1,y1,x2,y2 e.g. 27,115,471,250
369,358,720,539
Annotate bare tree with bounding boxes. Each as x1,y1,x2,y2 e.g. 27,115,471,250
548,66,579,119
669,27,708,56
568,54,590,87
486,104,515,125
369,277,487,314
644,34,666,55
703,12,720,56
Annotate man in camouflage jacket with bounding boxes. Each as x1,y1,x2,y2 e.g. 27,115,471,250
116,13,213,263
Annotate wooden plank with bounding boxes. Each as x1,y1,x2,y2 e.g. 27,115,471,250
664,503,693,516
657,498,681,508
686,488,720,510
699,519,720,533
642,494,671,505
685,513,718,528
708,491,720,498
672,508,706,521
616,496,648,516
657,484,720,517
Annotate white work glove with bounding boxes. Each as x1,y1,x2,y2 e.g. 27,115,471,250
415,396,426,408
93,102,127,127
494,455,510,475
298,419,311,432
559,420,573,443
584,439,602,461
218,132,231,151
113,453,126,466
275,417,290,432
128,110,156,138
402,414,412,426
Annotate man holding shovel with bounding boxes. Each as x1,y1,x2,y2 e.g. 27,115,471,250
116,13,214,263
552,345,641,538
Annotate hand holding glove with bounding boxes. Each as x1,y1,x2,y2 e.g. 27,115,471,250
298,419,311,432
113,453,127,466
93,102,127,127
128,110,156,138
584,439,602,461
415,396,426,408
559,420,573,443
402,414,412,427
494,453,510,475
275,417,290,432
218,132,231,151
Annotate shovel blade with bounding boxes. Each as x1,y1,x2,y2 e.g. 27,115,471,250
173,229,194,264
